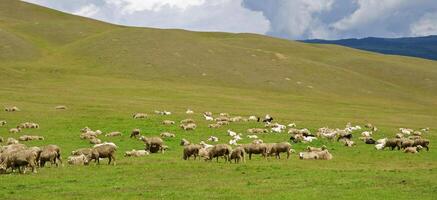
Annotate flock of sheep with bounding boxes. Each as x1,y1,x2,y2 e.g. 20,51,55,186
0,105,432,174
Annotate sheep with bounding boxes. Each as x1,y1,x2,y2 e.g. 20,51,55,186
208,124,221,128
413,131,422,136
160,132,175,138
247,135,258,139
247,128,268,134
343,140,355,147
316,150,333,160
0,120,6,126
183,144,202,160
361,131,373,137
89,143,117,165
421,128,430,132
229,139,238,146
269,142,293,159
248,116,258,121
204,114,214,121
207,136,219,142
155,110,171,115
271,126,284,133
162,120,175,125
227,130,237,137
0,136,3,143
376,138,387,144
395,133,404,139
207,144,232,162
299,150,333,160
18,135,45,141
80,126,92,133
200,141,214,149
4,106,20,112
375,143,385,150
186,109,194,114
306,145,327,152
133,113,147,119
204,112,213,117
39,145,62,167
230,116,245,122
180,123,196,131
404,145,423,154
0,149,39,173
287,123,296,128
263,114,273,123
241,143,267,160
215,116,229,122
89,138,102,144
413,139,430,151
9,128,21,134
80,131,98,140
408,135,421,140
130,128,141,138
180,118,195,124
180,138,191,146
95,130,102,135
124,149,149,157
71,148,92,156
140,136,164,153
17,122,39,129
229,146,245,163
399,128,413,135
400,139,414,149
217,121,229,126
6,138,19,145
198,147,211,160
67,155,89,165
303,136,317,143
55,105,67,110
252,139,264,144
105,131,122,137
383,138,402,150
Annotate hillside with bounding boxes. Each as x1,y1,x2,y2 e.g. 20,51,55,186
0,1,437,199
304,36,437,61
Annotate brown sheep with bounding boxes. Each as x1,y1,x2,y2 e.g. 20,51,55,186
229,146,245,163
39,145,62,167
401,139,414,149
269,142,293,159
404,145,423,154
241,143,267,160
89,143,117,165
207,144,232,162
413,139,430,151
130,128,140,138
140,136,164,153
0,149,39,173
183,144,202,160
383,138,402,150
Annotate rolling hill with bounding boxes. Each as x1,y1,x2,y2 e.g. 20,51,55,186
0,0,437,199
304,35,437,61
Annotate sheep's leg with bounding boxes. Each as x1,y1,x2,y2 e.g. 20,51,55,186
287,151,290,159
249,153,252,160
108,157,112,165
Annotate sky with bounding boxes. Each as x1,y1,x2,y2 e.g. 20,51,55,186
23,0,437,40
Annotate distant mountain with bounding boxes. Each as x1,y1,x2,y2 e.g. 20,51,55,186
303,35,437,61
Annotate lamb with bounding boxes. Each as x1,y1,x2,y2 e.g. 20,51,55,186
303,136,317,143
207,144,232,162
140,136,164,153
229,146,245,163
404,145,423,154
208,124,221,128
227,130,237,137
413,139,430,151
133,113,147,119
241,143,267,160
0,120,6,126
89,138,102,144
183,144,202,160
105,131,122,137
67,155,89,165
180,123,196,131
269,142,293,159
287,123,296,128
39,145,62,167
229,139,238,146
130,128,141,138
263,114,273,123
376,138,387,144
180,118,195,124
180,138,191,146
162,120,175,125
6,138,19,145
207,136,219,142
71,148,93,156
9,128,21,134
55,105,67,110
124,149,149,157
160,132,175,138
89,143,117,165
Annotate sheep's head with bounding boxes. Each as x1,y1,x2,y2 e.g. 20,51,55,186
416,145,423,151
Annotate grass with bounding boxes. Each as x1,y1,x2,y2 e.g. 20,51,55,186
0,0,436,199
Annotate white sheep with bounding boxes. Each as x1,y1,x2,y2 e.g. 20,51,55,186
199,141,213,149
207,136,219,142
247,135,258,139
271,126,283,133
248,116,258,121
287,123,296,128
303,136,317,143
204,114,214,121
229,139,238,146
374,143,385,150
361,131,373,137
227,130,237,137
186,109,194,114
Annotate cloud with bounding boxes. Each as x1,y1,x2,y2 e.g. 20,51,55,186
23,0,437,40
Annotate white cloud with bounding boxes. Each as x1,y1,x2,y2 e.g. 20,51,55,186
73,4,100,17
411,12,437,36
105,0,206,14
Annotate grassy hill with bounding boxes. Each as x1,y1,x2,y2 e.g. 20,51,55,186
0,0,436,199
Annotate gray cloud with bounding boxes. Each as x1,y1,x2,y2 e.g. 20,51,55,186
23,0,437,40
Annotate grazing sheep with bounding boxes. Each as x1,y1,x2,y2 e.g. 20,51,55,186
105,131,122,137
400,139,414,149
140,136,164,153
208,124,221,128
268,142,293,159
183,144,202,160
89,138,102,144
248,116,258,121
80,127,92,133
180,138,190,146
9,128,21,134
39,145,62,167
229,146,245,163
162,120,175,125
18,135,44,141
0,149,39,173
80,131,98,140
207,144,232,162
124,149,149,157
71,148,92,156
186,109,194,114
0,120,6,126
180,118,195,124
219,113,229,117
4,106,20,112
130,128,141,138
17,122,39,129
413,139,430,151
383,138,402,150
207,136,219,142
404,145,423,154
160,132,175,138
6,138,19,145
242,143,267,160
133,113,147,119
89,143,117,165
67,155,89,165
180,123,196,131
230,116,245,122
55,105,67,110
